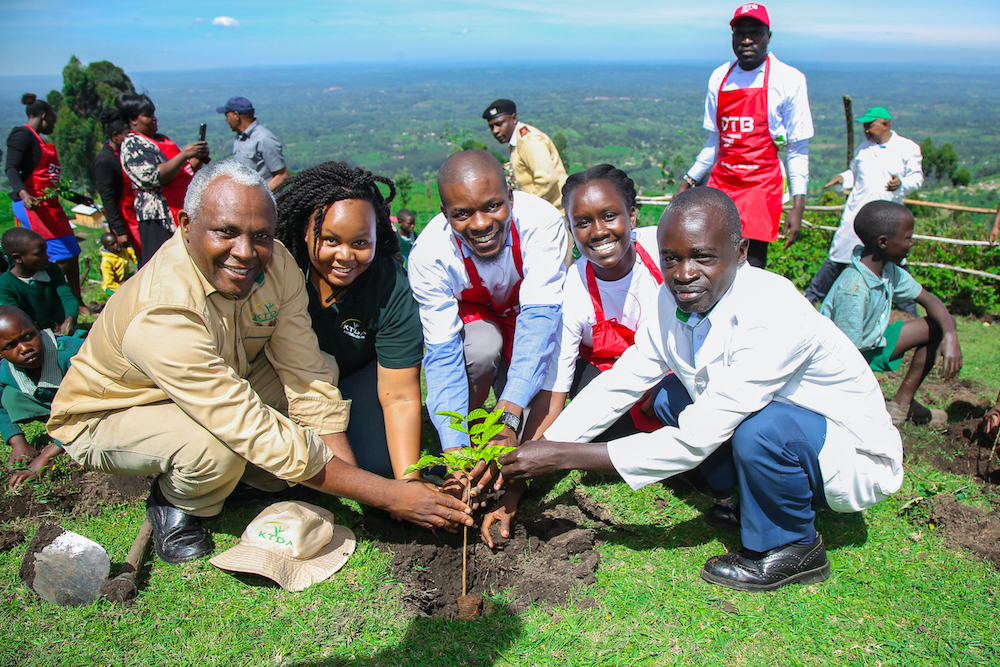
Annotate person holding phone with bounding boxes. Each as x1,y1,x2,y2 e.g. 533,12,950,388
217,97,288,191
116,92,209,264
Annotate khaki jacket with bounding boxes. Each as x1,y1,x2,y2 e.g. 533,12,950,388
509,122,568,209
48,230,346,483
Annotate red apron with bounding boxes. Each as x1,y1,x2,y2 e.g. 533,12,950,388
150,134,194,225
707,57,785,243
579,243,663,370
19,125,73,240
112,142,141,252
456,224,523,363
577,243,665,432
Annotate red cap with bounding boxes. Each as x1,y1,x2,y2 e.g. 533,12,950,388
730,3,770,27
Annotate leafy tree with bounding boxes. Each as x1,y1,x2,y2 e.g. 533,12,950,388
919,137,960,183
951,167,970,187
553,131,569,168
394,168,414,206
935,143,958,181
51,56,135,194
460,138,487,151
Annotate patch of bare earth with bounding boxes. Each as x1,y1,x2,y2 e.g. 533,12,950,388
0,471,150,551
364,491,602,618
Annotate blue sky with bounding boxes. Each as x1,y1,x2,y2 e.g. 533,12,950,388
1,0,997,76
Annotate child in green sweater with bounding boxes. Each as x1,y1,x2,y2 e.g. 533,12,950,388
0,228,81,335
0,306,83,487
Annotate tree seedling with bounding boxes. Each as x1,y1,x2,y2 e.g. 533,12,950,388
404,406,515,618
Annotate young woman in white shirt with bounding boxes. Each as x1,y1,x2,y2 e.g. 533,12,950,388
523,164,665,441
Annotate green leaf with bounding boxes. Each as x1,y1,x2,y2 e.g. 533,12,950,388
435,410,466,425
480,424,505,444
467,408,491,423
477,445,517,464
482,406,504,429
447,423,471,435
403,454,449,476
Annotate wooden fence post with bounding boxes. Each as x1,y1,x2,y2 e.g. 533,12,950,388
843,95,854,169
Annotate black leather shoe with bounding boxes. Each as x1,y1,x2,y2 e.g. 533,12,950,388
705,502,740,532
700,534,830,591
146,479,214,564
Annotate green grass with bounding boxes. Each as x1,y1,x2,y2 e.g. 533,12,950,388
2,200,999,666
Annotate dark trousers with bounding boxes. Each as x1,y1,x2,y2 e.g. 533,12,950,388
138,220,174,267
746,240,769,269
340,359,394,478
804,259,847,305
651,374,828,552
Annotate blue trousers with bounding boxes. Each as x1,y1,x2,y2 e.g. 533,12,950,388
652,374,827,552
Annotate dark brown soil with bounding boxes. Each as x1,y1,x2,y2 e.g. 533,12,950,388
887,367,1000,568
363,492,601,618
929,496,1000,569
0,470,151,550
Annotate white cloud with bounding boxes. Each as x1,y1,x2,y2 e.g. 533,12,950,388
194,17,204,24
212,16,240,28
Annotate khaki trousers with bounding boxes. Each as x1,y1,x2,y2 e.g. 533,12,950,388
64,358,292,517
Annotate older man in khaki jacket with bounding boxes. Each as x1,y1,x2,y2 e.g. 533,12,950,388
49,161,471,564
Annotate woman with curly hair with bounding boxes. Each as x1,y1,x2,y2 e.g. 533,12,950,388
275,161,425,480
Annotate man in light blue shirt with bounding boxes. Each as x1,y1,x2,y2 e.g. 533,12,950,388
217,97,288,191
407,150,566,524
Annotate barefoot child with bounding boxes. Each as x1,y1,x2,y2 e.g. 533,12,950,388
820,200,962,426
0,306,83,487
99,232,138,294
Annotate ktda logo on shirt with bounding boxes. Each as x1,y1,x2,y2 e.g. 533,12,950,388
341,319,366,340
251,299,278,324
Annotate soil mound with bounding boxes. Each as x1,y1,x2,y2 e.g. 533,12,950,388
929,495,1000,568
364,497,601,618
0,471,150,550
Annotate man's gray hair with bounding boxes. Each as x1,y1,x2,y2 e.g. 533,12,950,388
183,160,275,222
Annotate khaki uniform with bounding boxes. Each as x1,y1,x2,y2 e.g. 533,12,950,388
509,122,568,209
48,230,347,516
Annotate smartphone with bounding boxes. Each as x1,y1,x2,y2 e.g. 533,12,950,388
198,123,207,142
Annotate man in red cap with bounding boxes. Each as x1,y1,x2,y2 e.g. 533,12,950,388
676,4,813,269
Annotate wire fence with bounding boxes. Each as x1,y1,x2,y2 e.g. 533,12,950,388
635,194,1000,281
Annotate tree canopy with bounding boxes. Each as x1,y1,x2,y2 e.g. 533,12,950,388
51,56,135,194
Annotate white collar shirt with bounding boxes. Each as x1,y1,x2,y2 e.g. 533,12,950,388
545,264,903,512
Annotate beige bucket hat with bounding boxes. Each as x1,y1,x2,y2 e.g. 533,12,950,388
209,501,355,592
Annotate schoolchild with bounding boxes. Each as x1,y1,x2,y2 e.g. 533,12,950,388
820,200,962,426
0,227,81,335
99,232,138,294
0,306,82,487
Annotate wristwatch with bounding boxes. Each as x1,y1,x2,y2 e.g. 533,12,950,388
497,410,521,432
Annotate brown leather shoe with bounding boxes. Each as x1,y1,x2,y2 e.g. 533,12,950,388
700,534,830,591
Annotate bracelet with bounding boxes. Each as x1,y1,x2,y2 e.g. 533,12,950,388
683,175,697,187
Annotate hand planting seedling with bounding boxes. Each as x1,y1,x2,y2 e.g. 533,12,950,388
405,406,515,618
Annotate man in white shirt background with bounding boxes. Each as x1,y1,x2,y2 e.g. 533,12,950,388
675,3,813,269
804,106,924,305
497,187,902,592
